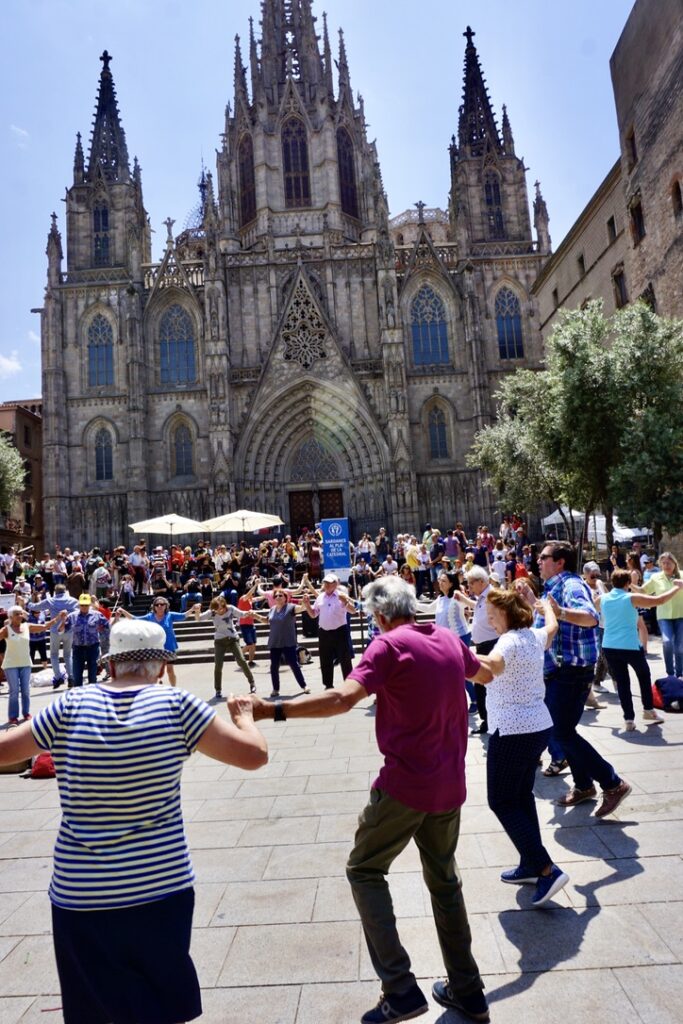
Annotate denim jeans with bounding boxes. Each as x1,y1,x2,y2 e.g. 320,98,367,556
659,617,683,677
347,788,483,997
544,665,620,792
50,629,73,681
5,666,32,720
72,644,99,687
603,646,653,721
269,646,307,692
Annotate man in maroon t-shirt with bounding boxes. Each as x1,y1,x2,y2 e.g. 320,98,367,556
251,576,492,1024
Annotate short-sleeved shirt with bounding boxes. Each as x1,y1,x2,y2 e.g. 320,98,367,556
348,622,481,813
642,571,683,621
139,610,186,652
268,603,298,648
486,628,553,736
31,685,215,910
311,591,348,631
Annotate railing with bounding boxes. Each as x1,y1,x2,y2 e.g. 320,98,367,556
142,261,204,290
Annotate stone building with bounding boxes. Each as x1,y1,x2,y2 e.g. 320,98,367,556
39,2,548,549
0,400,43,555
533,0,682,333
610,0,683,318
532,162,628,339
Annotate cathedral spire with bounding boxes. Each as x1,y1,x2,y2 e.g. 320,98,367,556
249,17,262,102
322,11,334,97
501,103,515,155
46,212,63,287
533,180,551,255
458,27,501,156
86,50,130,182
337,27,351,96
233,34,249,108
73,131,84,185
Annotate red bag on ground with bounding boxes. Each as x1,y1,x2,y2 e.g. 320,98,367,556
30,753,56,779
652,683,665,710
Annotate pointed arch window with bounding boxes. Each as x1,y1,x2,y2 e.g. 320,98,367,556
173,424,194,477
87,314,114,387
93,202,110,266
159,305,197,385
94,428,113,481
337,127,359,219
411,285,449,365
428,407,449,459
484,171,505,239
282,118,311,208
238,134,256,226
495,287,524,359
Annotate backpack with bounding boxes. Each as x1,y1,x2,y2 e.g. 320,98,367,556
653,675,683,712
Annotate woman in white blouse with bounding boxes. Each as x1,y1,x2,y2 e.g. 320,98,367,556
477,588,570,908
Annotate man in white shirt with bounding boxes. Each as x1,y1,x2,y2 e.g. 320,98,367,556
454,566,499,735
302,573,355,689
381,553,399,575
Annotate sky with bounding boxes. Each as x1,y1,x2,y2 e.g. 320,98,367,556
0,0,635,402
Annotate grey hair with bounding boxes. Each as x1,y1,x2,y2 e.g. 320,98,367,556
465,566,489,585
8,605,25,617
113,660,164,682
362,576,418,621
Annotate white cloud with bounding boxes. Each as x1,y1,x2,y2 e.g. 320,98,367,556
27,330,40,344
0,351,22,378
9,124,29,149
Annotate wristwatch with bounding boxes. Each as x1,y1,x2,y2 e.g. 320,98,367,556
273,703,287,722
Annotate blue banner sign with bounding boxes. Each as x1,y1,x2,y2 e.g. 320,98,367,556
321,517,351,570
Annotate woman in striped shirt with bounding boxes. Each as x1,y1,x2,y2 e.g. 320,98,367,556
0,619,268,1024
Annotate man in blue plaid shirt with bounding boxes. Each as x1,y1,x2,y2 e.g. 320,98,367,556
527,541,631,819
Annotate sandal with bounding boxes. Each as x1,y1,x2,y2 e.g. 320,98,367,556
542,759,568,777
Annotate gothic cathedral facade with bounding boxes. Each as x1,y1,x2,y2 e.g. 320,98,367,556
39,2,551,549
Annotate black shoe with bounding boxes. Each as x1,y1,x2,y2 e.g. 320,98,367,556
470,723,488,736
432,981,489,1022
361,985,428,1024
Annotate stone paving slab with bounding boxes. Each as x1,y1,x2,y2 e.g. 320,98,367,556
0,638,682,1021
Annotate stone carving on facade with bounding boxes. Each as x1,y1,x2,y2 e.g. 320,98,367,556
281,278,327,369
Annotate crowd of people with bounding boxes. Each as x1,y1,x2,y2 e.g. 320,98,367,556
0,521,682,1023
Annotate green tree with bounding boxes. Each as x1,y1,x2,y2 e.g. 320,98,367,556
468,301,683,546
0,431,25,514
608,303,683,544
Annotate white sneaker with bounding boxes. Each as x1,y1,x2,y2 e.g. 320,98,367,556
643,709,665,724
624,720,636,732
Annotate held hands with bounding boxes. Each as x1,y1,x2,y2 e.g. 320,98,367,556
513,580,536,607
227,693,255,725
247,694,272,721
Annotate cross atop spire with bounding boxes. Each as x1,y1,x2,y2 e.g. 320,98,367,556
86,50,130,182
457,26,501,157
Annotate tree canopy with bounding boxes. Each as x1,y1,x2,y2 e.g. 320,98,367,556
0,431,25,516
468,300,683,544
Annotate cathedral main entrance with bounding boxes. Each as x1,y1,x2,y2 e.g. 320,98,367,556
289,488,343,538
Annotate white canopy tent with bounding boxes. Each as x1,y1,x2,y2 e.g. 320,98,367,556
541,507,652,547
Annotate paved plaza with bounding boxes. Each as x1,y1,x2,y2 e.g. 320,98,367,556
0,640,682,1023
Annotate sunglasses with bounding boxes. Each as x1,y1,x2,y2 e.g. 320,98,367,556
538,554,555,561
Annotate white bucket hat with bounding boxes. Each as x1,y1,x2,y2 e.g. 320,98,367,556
102,620,175,665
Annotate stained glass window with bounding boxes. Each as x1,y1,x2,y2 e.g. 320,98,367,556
95,428,113,481
410,285,449,365
484,172,505,239
93,202,110,266
337,128,359,219
159,305,196,385
282,118,311,208
495,287,524,359
174,424,193,476
87,314,114,387
428,407,449,459
238,134,256,226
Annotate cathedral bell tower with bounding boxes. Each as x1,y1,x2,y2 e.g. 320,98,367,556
217,0,384,250
65,51,150,279
448,27,534,251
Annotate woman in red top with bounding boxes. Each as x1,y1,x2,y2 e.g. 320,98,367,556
238,582,258,666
